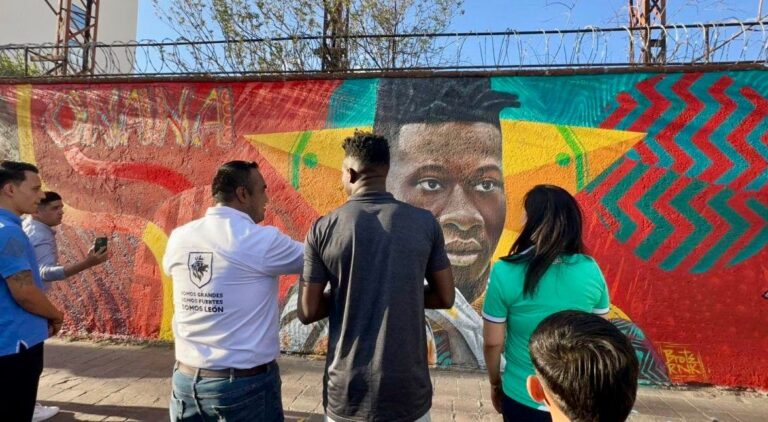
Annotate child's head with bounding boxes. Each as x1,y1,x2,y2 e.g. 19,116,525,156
527,310,639,422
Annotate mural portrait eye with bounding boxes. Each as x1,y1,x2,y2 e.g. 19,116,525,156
474,180,499,192
417,179,443,192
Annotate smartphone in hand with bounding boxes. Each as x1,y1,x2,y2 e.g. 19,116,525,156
94,237,108,253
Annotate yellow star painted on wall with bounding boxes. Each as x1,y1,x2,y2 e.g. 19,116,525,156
246,121,644,259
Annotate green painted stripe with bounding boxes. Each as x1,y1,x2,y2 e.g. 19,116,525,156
290,131,313,189
692,188,748,273
635,171,677,260
660,180,710,271
684,73,720,178
585,157,625,194
556,125,589,190
745,117,768,191
713,81,750,186
602,159,648,243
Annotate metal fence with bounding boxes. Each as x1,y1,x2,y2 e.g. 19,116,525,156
1,20,767,79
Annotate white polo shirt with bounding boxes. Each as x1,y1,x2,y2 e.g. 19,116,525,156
163,206,303,370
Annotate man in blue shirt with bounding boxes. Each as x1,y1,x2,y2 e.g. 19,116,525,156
0,161,64,421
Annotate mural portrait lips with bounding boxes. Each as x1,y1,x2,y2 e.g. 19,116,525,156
444,238,486,267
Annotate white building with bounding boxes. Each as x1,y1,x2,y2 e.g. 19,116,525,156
0,1,139,74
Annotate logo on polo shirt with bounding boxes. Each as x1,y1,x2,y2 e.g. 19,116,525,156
188,252,213,289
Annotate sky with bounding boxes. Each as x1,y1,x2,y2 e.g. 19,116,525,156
133,0,766,70
137,0,762,40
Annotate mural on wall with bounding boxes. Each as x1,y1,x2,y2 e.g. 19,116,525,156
0,71,766,390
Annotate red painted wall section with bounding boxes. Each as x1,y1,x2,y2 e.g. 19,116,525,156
0,73,765,390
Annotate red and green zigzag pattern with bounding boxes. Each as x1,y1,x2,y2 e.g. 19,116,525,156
587,73,768,273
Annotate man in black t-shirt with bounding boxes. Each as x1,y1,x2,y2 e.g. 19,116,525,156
297,132,455,422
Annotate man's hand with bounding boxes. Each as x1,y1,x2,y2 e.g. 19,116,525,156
63,245,110,278
48,316,63,336
491,383,503,413
85,245,109,267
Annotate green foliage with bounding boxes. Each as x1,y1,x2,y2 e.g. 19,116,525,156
152,0,464,72
0,54,40,77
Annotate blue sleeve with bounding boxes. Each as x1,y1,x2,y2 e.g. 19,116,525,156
0,227,32,279
30,238,66,281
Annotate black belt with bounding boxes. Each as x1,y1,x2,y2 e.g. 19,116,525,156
176,360,275,378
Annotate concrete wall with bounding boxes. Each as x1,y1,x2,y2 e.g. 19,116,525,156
0,71,766,389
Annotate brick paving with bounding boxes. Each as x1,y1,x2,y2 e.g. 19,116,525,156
37,339,768,421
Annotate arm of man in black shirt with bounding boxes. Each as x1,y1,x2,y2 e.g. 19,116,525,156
425,267,454,309
424,217,455,309
298,280,330,324
297,220,331,324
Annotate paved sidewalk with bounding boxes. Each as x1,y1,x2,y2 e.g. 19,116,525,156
37,339,767,421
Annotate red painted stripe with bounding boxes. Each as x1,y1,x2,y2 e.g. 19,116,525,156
661,73,703,174
63,208,147,238
718,192,763,267
599,89,656,165
648,176,694,264
730,87,768,190
699,76,737,184
632,139,658,166
630,75,670,133
628,75,671,167
618,165,666,250
601,92,637,129
584,158,638,234
64,146,194,194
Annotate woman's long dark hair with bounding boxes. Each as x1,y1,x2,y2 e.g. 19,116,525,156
503,185,585,297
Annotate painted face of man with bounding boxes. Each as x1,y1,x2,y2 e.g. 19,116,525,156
387,121,506,303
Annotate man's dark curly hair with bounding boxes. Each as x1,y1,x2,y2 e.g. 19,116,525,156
373,77,520,148
342,131,390,167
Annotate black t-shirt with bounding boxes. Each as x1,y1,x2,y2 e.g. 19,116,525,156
303,191,450,422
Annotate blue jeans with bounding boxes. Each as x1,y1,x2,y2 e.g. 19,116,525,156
170,362,284,422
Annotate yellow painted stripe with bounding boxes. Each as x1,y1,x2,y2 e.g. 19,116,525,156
607,305,632,322
15,84,175,340
16,85,36,165
142,222,174,340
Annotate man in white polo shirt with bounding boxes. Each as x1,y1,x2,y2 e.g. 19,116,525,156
163,160,303,421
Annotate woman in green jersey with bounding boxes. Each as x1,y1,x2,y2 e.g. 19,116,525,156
482,185,610,421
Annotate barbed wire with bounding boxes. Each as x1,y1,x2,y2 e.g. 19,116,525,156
1,20,767,78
